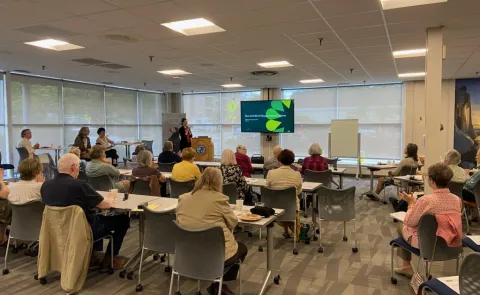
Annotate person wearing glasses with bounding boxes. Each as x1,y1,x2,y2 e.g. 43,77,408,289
235,144,253,177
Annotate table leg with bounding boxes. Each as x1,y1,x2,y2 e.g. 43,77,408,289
369,170,374,191
360,169,382,202
55,150,59,166
259,223,274,295
125,145,129,159
121,213,145,272
339,174,343,189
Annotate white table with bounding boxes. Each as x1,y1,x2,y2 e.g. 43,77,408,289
360,164,398,203
393,175,424,186
330,167,346,188
37,146,67,164
116,142,142,159
195,161,264,170
245,178,322,193
117,169,172,180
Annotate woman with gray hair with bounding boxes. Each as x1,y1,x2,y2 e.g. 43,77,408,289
301,143,328,174
132,150,166,183
444,149,468,182
158,141,181,164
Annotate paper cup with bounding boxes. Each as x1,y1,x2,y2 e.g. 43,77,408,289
236,199,244,211
109,189,118,200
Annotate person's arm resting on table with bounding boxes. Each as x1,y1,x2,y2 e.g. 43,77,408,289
83,183,114,209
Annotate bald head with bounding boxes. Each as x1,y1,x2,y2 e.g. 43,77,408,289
58,153,81,178
272,145,283,158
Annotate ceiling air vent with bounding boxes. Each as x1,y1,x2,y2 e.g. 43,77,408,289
250,70,278,76
105,34,137,43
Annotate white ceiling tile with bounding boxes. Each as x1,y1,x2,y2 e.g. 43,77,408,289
312,0,381,18
336,26,386,40
103,0,169,8
325,11,384,31
126,1,198,24
29,0,117,16
47,17,114,34
83,10,153,29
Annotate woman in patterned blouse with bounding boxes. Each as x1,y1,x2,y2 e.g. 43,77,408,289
220,149,249,200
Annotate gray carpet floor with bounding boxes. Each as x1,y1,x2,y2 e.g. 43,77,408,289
0,176,477,295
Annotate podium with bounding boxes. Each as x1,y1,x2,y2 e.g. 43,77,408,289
192,137,214,161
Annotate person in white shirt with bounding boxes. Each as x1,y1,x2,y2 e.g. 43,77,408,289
96,127,119,167
443,149,469,183
16,129,39,158
8,158,44,205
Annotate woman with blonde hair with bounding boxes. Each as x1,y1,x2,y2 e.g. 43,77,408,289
171,147,201,181
176,167,248,295
220,149,249,201
73,126,92,160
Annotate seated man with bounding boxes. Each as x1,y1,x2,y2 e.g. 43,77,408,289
17,129,40,158
158,141,181,164
41,154,130,269
263,145,282,171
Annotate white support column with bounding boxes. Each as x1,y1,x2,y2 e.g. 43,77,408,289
424,26,444,193
261,88,281,158
5,72,14,165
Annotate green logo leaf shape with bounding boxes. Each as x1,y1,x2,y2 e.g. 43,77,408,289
265,100,290,132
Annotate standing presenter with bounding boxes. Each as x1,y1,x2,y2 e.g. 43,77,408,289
179,118,193,151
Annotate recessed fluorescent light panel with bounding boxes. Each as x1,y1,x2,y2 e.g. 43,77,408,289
222,84,244,88
381,0,447,10
393,48,427,58
299,79,325,84
25,39,84,51
398,72,426,78
257,61,293,68
157,69,191,75
161,18,225,36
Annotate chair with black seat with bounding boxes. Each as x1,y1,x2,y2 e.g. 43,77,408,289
389,214,463,285
169,221,242,295
326,157,339,169
261,186,299,254
448,180,469,235
87,175,114,191
222,183,238,205
136,205,176,292
78,170,87,181
3,200,45,275
169,179,194,198
131,179,152,196
141,140,154,153
16,147,30,165
158,162,175,173
316,186,357,254
297,158,304,164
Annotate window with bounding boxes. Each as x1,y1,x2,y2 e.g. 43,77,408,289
0,73,6,163
182,90,261,156
138,92,166,155
281,84,403,162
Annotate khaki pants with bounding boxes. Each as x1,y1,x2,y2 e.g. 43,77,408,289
278,211,301,240
396,223,413,261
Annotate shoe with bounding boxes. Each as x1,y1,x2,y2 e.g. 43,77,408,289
222,284,236,295
101,255,127,271
394,267,413,278
389,197,399,211
283,232,291,239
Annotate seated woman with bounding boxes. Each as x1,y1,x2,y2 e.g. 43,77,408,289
132,150,166,193
69,147,86,170
235,145,253,177
444,149,468,183
8,158,44,205
266,149,302,240
176,167,248,295
301,143,328,174
131,145,145,163
220,149,249,201
376,143,419,195
395,162,462,278
85,145,130,193
158,141,181,164
96,128,119,167
73,126,92,160
171,147,201,182
0,169,10,246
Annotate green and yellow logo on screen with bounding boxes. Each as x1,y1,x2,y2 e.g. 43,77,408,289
240,100,294,133
266,100,292,132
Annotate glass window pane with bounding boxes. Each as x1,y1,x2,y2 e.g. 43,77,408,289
222,91,261,124
359,124,402,160
190,125,221,156
222,125,261,155
139,92,165,125
183,93,221,124
139,126,162,156
338,84,402,123
63,82,104,125
105,88,137,125
280,125,331,158
282,88,337,124
11,75,62,125
103,126,137,160
64,125,98,149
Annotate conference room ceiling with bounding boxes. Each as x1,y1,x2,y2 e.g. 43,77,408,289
0,0,479,92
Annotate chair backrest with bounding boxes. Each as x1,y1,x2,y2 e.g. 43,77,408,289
260,186,297,222
16,147,30,164
222,183,237,204
417,214,463,261
460,253,480,294
473,181,480,206
142,140,154,153
398,165,418,176
263,169,270,179
9,200,45,242
316,186,356,221
141,204,176,253
304,169,332,188
326,157,339,169
78,169,87,181
173,221,225,281
448,181,465,201
297,158,304,164
87,175,114,191
132,179,152,196
158,162,175,172
169,179,194,198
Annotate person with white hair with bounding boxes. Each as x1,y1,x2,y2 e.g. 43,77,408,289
301,143,328,174
176,167,248,295
235,144,253,177
264,145,283,171
443,149,468,182
41,153,130,269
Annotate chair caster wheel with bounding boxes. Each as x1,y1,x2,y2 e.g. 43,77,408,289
119,270,126,278
305,239,310,245
393,219,398,223
258,246,263,252
293,249,298,255
318,247,324,253
303,214,308,218
383,201,387,204
352,247,358,253
160,254,166,262
467,232,472,236
247,232,253,237
164,266,172,273
127,271,135,280
312,236,318,241
273,275,280,285
136,284,143,292
315,229,319,234
12,247,18,254
40,278,47,285
195,292,202,295
2,269,9,275
391,277,397,285
343,236,348,242
108,268,114,275
34,274,38,280
174,292,181,295
153,254,159,261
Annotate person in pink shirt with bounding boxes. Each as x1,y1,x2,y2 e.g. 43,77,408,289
235,145,253,177
395,162,462,278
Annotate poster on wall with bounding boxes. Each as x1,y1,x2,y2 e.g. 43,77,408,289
162,113,186,153
454,78,480,168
